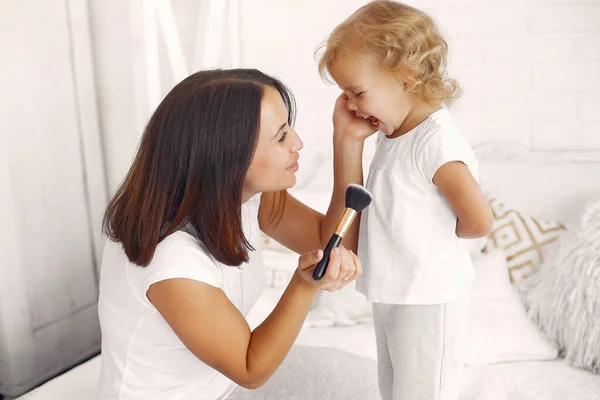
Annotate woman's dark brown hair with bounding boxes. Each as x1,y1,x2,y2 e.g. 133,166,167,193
103,69,296,267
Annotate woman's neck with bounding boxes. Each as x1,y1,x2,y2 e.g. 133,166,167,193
241,189,255,204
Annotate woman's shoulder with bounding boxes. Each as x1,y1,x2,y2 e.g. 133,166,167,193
153,230,218,268
131,230,225,290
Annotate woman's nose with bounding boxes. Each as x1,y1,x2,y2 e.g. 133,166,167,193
291,130,304,152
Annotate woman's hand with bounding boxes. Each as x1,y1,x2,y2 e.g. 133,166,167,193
295,245,362,292
332,93,378,143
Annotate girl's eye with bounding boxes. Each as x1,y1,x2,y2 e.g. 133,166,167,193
355,91,365,98
278,132,288,143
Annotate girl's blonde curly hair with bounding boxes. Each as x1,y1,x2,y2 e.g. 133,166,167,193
317,0,460,106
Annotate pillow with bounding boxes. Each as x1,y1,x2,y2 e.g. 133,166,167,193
304,239,489,328
305,281,373,327
304,236,487,328
466,249,558,365
262,233,298,288
484,198,566,282
518,198,600,374
461,236,488,261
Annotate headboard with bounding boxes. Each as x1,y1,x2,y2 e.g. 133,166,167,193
474,144,600,225
291,144,600,225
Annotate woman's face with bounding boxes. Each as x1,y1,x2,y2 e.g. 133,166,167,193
243,86,303,201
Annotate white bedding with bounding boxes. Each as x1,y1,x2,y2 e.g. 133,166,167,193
18,327,600,400
461,360,600,400
296,323,600,400
17,290,600,400
253,290,600,400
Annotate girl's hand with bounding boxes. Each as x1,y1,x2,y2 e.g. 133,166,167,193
332,93,378,143
296,245,362,292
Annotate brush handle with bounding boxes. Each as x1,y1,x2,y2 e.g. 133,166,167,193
312,234,342,281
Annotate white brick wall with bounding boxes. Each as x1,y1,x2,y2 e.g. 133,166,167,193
240,0,600,165
577,36,600,61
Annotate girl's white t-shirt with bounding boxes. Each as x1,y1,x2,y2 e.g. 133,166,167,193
357,108,478,305
98,195,265,400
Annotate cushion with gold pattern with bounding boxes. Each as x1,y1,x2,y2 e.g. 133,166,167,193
483,198,566,282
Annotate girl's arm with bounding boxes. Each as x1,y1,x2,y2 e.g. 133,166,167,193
259,94,377,254
433,161,493,238
147,247,361,389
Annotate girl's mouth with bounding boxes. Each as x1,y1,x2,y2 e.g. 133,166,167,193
365,116,379,125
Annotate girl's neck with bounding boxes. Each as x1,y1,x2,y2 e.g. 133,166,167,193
388,102,442,139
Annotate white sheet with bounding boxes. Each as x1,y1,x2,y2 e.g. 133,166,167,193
256,289,600,400
297,325,600,400
462,360,600,400
297,324,600,400
15,355,101,400
17,293,600,400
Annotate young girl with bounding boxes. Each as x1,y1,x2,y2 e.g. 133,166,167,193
318,1,493,399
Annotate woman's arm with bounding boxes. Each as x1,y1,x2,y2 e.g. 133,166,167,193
433,161,493,238
147,248,360,389
258,191,326,254
259,94,377,254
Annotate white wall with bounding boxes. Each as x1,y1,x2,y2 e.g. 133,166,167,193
89,0,211,193
88,0,141,194
429,0,600,151
239,0,600,162
0,0,104,394
91,0,600,193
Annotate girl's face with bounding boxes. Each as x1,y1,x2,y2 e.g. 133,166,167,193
328,51,420,136
243,86,303,201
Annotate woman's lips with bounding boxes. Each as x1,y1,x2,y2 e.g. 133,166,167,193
287,161,299,172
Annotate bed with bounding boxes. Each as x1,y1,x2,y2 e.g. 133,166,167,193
15,143,600,400
16,297,600,400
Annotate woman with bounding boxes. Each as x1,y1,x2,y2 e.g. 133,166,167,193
98,69,376,399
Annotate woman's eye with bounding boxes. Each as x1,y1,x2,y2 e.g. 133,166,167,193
278,132,288,142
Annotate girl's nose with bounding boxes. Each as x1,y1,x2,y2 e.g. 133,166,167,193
347,99,358,111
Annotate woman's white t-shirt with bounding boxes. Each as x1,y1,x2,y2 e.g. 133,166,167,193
357,108,478,305
98,195,265,400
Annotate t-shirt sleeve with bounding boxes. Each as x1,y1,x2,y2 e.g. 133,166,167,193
136,234,223,308
417,128,479,183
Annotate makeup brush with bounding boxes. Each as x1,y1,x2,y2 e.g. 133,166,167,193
312,184,373,281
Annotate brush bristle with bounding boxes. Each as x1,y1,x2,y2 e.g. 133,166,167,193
345,184,373,213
